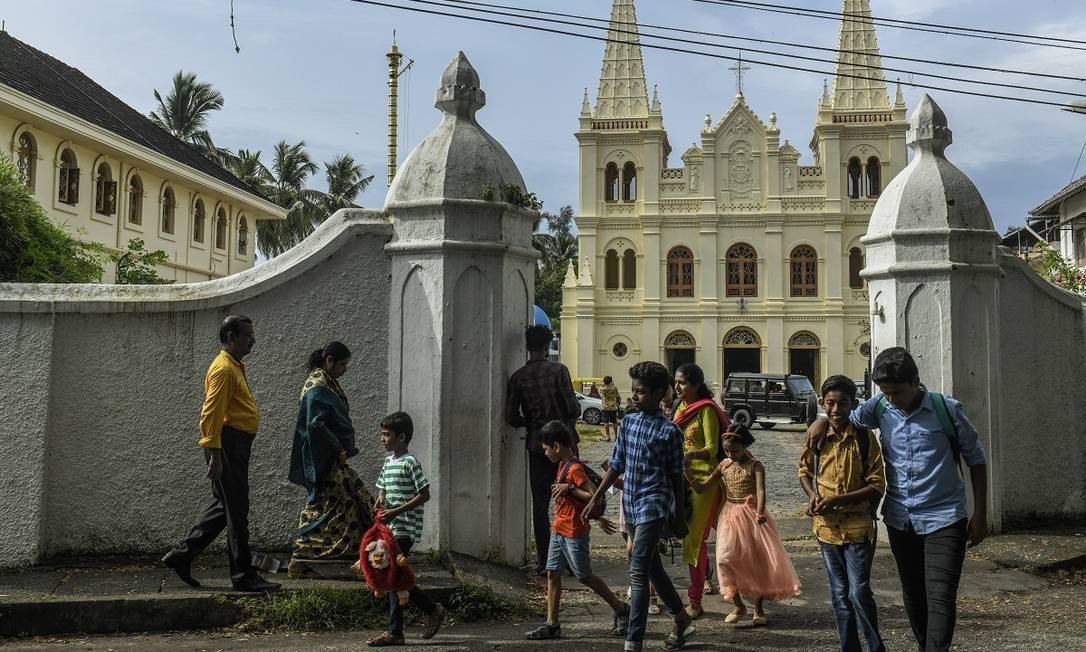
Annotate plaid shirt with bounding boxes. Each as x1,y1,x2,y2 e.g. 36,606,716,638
505,359,580,452
610,410,684,526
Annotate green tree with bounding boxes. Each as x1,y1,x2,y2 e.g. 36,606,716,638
112,238,171,284
232,148,274,193
253,141,329,258
149,71,234,165
322,154,373,213
532,205,578,323
1035,242,1086,296
0,154,103,282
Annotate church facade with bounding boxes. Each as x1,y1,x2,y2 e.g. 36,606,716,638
561,0,908,390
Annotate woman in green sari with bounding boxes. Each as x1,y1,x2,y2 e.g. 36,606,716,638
287,342,375,577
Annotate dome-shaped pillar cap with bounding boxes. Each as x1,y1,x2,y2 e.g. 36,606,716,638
908,94,953,155
435,51,486,119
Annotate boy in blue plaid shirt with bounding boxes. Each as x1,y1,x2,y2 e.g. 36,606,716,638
585,361,695,651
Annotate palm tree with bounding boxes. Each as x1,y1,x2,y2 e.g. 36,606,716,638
149,71,234,165
232,149,273,193
254,141,329,258
322,154,374,213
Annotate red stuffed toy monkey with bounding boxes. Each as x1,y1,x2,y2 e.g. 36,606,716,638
352,511,417,605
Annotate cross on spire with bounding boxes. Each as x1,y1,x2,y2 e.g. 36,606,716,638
730,50,751,96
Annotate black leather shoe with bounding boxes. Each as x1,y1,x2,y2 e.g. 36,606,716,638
232,576,282,593
161,551,200,588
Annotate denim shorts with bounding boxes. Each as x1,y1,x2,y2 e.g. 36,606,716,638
545,532,592,579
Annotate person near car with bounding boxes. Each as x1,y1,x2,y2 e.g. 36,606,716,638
805,347,988,652
600,376,621,442
588,383,601,399
506,325,581,576
672,363,730,620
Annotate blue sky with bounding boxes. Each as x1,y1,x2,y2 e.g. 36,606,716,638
5,0,1086,233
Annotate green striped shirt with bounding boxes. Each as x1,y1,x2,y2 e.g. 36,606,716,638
376,453,429,542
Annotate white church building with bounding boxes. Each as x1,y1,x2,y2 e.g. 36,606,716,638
561,0,908,389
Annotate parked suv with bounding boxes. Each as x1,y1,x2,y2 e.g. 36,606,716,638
722,373,817,429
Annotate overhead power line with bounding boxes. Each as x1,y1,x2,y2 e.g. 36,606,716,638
427,0,1086,99
443,0,1085,83
693,0,1086,52
347,0,1073,109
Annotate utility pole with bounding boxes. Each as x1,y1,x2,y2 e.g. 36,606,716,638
387,32,414,187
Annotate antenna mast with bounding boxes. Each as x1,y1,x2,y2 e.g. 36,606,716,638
387,31,414,187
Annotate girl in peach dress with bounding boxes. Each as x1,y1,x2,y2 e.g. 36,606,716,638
687,424,801,626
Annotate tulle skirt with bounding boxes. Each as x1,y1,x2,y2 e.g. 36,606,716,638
715,497,802,601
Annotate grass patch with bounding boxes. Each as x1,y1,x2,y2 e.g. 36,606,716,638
576,424,608,444
236,582,541,633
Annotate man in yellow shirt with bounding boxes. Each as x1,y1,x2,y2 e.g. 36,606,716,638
162,316,280,593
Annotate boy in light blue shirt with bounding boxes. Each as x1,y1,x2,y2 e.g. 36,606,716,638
807,347,987,652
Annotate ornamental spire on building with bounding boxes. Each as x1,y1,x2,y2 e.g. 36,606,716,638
829,0,890,111
593,0,650,119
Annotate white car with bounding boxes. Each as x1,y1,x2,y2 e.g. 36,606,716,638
574,392,605,425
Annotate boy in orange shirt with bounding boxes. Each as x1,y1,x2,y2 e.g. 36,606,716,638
526,420,630,640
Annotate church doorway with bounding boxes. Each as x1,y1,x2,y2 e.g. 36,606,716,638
722,327,761,379
664,331,696,374
788,331,821,387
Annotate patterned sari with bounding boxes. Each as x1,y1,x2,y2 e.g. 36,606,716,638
289,369,375,562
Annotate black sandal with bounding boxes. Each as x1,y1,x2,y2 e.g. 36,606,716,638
525,623,561,640
664,621,696,650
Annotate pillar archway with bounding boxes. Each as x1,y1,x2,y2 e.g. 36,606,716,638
664,330,696,374
788,331,821,387
722,327,761,380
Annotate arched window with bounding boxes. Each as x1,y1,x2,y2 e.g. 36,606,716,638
58,148,79,205
664,330,696,372
127,174,143,225
848,247,864,289
237,216,249,255
722,327,762,378
214,207,228,250
788,331,822,386
161,187,176,234
865,157,881,197
790,245,818,297
193,199,206,243
16,132,36,189
725,243,757,297
666,246,694,297
622,161,637,202
604,163,619,202
846,157,862,199
622,249,636,290
604,249,620,290
94,162,116,215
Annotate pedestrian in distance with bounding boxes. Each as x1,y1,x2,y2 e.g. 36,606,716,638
162,315,281,593
585,361,695,652
806,347,988,652
525,420,630,641
367,411,446,647
687,424,802,626
506,325,581,577
600,375,621,442
799,375,886,652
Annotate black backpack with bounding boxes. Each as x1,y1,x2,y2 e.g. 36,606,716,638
558,458,607,520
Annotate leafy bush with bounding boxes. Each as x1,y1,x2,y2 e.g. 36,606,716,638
1034,243,1086,296
0,154,103,282
112,238,172,284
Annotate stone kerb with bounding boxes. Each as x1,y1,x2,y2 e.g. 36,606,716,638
0,209,395,567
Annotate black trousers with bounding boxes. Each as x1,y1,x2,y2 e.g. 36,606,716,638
388,538,438,636
527,449,559,572
171,427,257,584
887,518,968,652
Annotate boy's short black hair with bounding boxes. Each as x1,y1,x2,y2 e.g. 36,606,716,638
872,347,920,385
629,361,670,392
525,325,554,352
219,315,253,343
603,375,613,385
380,411,414,442
540,420,574,448
821,375,858,401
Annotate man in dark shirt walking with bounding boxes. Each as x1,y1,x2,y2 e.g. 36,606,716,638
506,325,581,575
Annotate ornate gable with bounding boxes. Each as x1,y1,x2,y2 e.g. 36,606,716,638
712,95,768,206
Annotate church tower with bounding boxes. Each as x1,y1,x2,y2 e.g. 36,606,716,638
811,0,908,213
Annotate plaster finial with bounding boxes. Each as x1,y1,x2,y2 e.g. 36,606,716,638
821,79,830,106
434,51,485,119
907,94,952,155
651,84,661,114
895,79,905,107
704,113,712,130
769,112,778,128
579,255,593,286
581,87,591,116
563,261,578,288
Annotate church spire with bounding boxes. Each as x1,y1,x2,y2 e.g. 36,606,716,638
593,0,650,119
829,0,889,111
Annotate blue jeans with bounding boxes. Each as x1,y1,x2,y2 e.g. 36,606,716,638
820,540,885,652
626,518,684,651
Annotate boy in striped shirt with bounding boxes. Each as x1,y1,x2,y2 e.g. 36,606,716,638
368,412,446,647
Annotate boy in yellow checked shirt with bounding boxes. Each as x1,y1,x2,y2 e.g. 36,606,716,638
799,375,885,652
